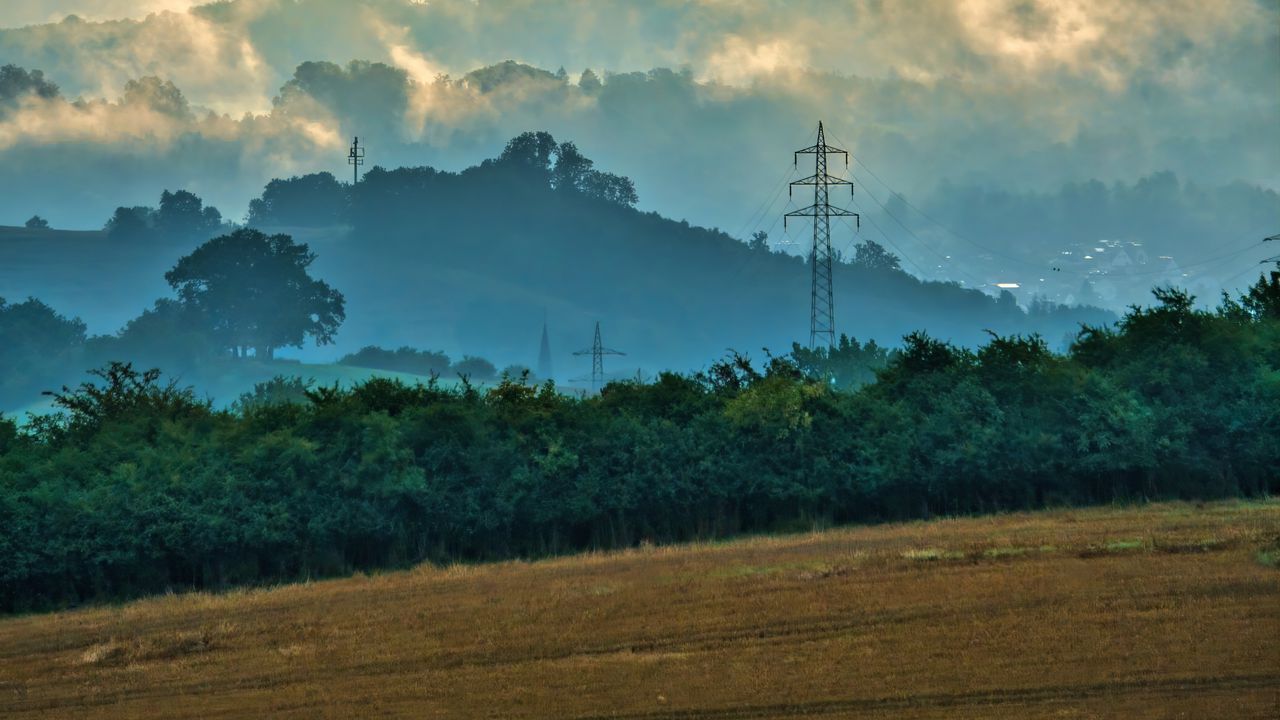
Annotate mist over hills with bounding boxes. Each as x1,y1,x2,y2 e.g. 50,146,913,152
1,0,1276,414
0,128,1118,417
1,0,1276,307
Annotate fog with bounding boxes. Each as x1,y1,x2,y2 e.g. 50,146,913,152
0,0,1277,411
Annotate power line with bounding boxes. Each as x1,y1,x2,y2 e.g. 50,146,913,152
733,163,797,243
845,151,1050,272
846,147,1272,280
842,167,987,285
836,200,929,277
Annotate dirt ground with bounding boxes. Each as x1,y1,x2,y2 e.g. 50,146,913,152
2,500,1277,718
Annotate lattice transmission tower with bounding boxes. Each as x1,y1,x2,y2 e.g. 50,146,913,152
784,122,858,349
573,321,624,392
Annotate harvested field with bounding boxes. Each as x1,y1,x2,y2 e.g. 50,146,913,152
2,501,1278,718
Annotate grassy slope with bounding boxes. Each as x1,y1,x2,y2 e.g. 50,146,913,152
1,501,1277,718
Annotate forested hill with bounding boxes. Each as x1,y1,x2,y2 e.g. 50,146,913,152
247,132,1114,373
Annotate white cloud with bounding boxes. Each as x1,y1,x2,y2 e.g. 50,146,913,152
0,0,1273,240
3,1,204,26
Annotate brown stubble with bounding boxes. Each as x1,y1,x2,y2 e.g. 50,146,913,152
2,500,1278,719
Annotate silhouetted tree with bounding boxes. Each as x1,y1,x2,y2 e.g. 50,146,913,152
552,141,594,192
248,172,348,227
122,76,191,118
340,346,451,376
0,64,59,112
165,229,345,359
748,231,769,252
581,169,638,206
104,206,155,241
86,298,218,374
157,190,223,242
23,215,48,229
501,131,559,174
0,296,86,407
853,240,902,272
452,355,497,381
1240,262,1280,321
578,68,602,94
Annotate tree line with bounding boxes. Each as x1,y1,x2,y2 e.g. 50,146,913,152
338,346,526,383
1,270,1276,612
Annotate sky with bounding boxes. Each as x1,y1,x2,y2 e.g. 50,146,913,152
1,0,1277,305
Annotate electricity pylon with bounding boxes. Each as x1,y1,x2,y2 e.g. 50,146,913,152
784,122,858,349
348,136,365,184
573,321,624,391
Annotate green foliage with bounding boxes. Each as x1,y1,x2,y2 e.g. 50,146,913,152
340,345,451,376
1240,265,1280,322
0,296,86,408
232,376,314,413
165,228,346,358
43,361,211,440
247,172,349,227
104,189,224,243
852,240,902,272
790,334,892,390
1,281,1277,613
452,355,498,381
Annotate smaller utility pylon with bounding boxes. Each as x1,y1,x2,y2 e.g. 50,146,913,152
573,321,624,392
348,137,365,185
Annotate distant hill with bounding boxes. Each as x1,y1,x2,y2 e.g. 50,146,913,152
0,136,1115,397
0,225,180,334
299,141,1114,373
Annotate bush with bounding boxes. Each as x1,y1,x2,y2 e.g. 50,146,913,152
1,276,1277,613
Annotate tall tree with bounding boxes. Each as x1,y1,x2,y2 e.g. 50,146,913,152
164,229,345,359
853,240,903,272
157,190,222,242
248,172,349,227
104,206,155,241
551,141,594,192
500,131,558,176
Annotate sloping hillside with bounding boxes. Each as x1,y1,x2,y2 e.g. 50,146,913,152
0,139,1114,392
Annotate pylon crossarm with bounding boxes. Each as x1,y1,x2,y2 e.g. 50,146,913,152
787,205,858,218
791,174,852,186
794,144,847,156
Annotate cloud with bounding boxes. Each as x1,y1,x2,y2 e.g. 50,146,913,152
0,5,275,113
0,0,1273,300
701,35,809,85
3,1,204,26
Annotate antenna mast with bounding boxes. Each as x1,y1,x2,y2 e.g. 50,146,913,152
785,122,858,349
348,136,365,185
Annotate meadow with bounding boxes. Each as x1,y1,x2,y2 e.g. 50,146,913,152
2,500,1276,718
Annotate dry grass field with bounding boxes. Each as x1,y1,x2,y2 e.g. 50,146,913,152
2,501,1278,718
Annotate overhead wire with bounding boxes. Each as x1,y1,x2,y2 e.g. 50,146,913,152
845,144,1273,282
837,198,929,276
821,127,988,287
